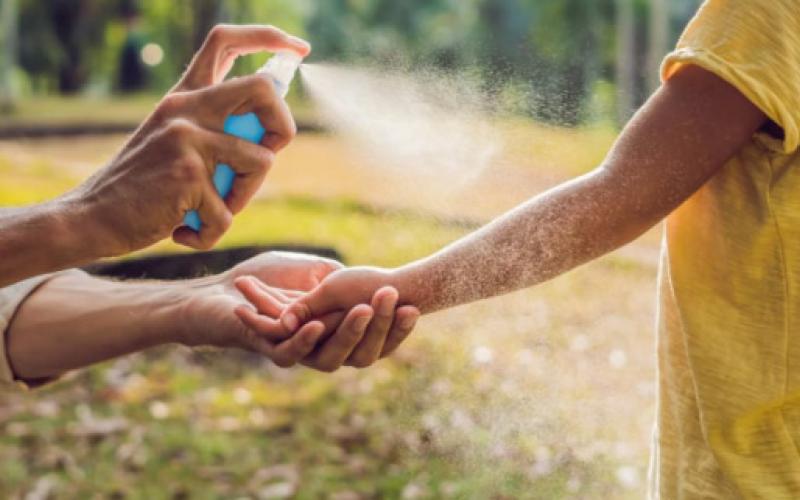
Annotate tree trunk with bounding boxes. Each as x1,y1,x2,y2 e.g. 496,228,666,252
615,0,636,125
0,0,19,110
647,0,670,93
192,0,223,51
52,0,88,93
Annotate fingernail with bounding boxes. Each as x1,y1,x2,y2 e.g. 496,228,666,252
355,315,371,331
282,313,298,331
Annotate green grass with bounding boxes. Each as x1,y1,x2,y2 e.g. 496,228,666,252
0,94,316,128
162,197,470,267
1,95,159,127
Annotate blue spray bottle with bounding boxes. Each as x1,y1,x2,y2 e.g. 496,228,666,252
183,51,304,231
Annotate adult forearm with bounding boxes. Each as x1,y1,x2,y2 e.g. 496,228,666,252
394,168,653,313
5,270,188,381
0,195,107,287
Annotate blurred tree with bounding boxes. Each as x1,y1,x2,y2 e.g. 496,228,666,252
306,0,352,62
18,0,111,93
191,0,222,51
118,0,147,92
527,0,613,125
50,0,109,92
647,0,668,92
8,0,701,124
0,0,19,110
472,0,616,125
616,0,635,124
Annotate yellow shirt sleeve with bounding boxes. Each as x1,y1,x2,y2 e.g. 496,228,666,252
661,0,800,154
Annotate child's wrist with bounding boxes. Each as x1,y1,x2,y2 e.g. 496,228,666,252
388,264,437,313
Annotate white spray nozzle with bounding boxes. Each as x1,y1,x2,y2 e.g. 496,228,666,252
258,51,303,98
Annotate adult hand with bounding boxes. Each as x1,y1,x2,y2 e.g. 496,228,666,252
70,25,310,257
180,252,420,371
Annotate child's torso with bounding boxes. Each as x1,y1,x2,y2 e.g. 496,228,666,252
657,134,800,498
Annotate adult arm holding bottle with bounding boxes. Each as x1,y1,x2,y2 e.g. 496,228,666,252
0,25,306,288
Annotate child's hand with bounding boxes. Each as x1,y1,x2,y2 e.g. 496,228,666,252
279,267,400,331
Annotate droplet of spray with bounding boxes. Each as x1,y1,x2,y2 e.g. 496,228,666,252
472,346,494,365
570,334,590,352
615,465,640,489
609,348,627,369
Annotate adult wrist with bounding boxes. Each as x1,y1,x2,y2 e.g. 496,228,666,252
168,276,229,348
50,190,115,263
130,281,191,347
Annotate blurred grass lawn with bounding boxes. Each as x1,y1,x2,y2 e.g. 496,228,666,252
0,102,655,499
1,96,159,127
0,95,314,128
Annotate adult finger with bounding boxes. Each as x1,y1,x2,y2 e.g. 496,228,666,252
304,305,373,373
252,280,294,304
307,311,347,343
346,287,398,368
192,75,297,153
380,306,421,358
280,289,305,300
172,173,232,250
234,276,286,317
179,24,311,90
262,253,344,291
268,321,326,368
235,305,292,343
195,127,275,214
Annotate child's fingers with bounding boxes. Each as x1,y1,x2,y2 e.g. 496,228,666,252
305,305,373,372
234,276,286,317
380,305,420,358
234,305,292,343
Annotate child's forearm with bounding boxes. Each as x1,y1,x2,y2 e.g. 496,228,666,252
391,65,767,314
393,168,651,313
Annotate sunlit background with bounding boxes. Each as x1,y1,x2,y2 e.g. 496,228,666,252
1,1,700,498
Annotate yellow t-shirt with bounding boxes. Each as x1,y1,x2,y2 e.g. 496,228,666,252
655,0,800,498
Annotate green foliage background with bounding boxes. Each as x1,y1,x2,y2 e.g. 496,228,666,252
10,0,701,125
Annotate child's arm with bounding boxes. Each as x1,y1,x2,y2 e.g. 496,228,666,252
239,65,766,331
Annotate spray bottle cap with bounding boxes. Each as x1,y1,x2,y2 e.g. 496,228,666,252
258,51,303,98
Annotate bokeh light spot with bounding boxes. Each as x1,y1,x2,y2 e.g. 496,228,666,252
141,43,164,66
